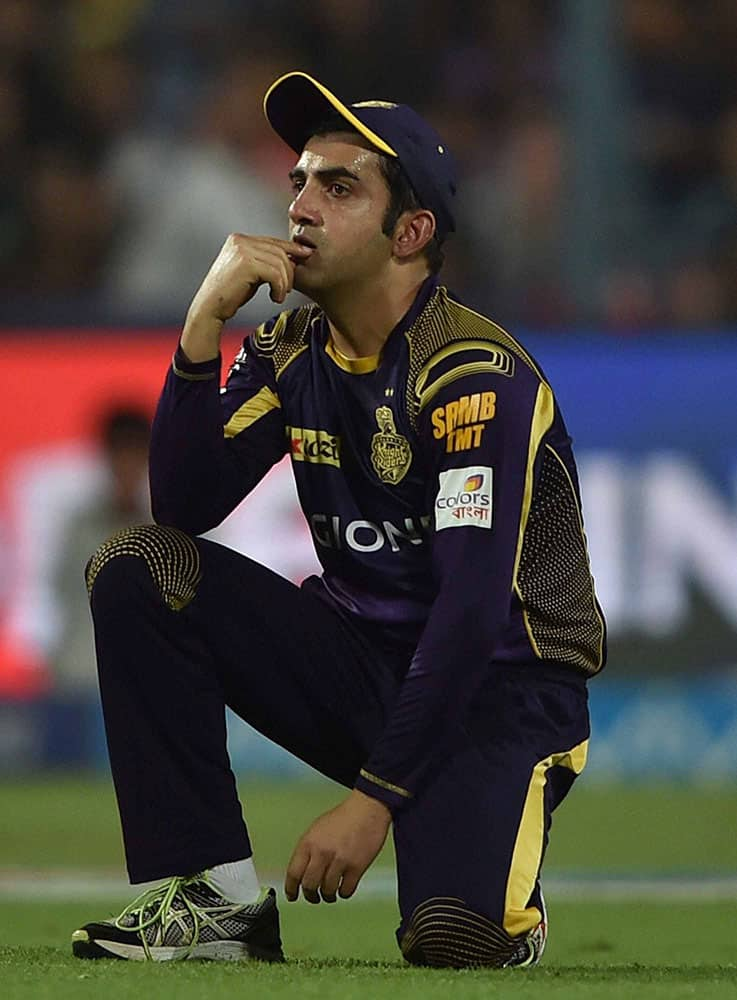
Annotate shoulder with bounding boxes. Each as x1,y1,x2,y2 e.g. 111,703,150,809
248,303,322,380
405,286,547,422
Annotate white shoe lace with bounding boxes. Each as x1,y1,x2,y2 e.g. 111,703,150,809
113,874,207,959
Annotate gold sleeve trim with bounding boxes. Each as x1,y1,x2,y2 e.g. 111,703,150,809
512,382,555,648
359,768,413,799
172,357,218,381
223,385,280,439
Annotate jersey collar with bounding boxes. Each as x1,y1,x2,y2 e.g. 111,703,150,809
322,274,440,375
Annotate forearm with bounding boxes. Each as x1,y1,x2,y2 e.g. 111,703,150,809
150,233,306,532
151,328,288,534
180,305,225,363
355,590,505,811
150,351,240,533
179,232,310,364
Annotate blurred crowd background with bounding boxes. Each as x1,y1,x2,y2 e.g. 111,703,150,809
4,0,737,330
1,0,736,779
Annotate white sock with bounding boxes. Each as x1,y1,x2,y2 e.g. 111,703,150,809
207,857,261,904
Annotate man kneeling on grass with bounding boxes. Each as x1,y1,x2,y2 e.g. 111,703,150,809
73,71,605,968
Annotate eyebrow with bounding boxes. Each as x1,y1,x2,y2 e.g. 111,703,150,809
288,166,361,184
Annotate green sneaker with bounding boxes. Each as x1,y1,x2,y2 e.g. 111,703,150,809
71,877,284,962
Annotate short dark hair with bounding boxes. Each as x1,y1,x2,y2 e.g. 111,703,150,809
310,114,445,274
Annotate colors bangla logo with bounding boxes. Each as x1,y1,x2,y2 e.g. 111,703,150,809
435,466,493,531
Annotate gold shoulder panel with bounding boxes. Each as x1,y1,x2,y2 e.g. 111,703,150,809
405,287,545,428
252,311,289,354
252,305,320,380
416,339,515,411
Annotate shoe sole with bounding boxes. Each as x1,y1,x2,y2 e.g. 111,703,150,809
72,930,284,962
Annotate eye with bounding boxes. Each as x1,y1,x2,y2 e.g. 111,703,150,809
290,177,305,194
328,182,350,197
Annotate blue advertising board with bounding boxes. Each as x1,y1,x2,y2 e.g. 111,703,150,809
1,333,736,780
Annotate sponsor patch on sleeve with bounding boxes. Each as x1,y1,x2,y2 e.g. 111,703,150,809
435,466,493,530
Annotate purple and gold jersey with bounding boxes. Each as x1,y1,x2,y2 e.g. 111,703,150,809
150,276,605,809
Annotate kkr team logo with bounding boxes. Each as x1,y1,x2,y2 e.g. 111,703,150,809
370,406,412,484
287,426,341,467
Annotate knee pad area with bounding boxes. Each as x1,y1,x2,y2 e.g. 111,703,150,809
400,897,531,969
85,524,202,611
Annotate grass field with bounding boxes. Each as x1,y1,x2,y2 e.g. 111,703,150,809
1,775,736,998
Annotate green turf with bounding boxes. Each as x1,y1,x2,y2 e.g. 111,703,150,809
1,901,736,999
1,774,735,872
1,777,736,998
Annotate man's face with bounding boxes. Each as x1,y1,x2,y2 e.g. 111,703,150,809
287,133,393,296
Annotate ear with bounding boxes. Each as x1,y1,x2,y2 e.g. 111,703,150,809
392,210,436,260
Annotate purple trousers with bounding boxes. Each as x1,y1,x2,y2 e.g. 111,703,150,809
89,529,589,941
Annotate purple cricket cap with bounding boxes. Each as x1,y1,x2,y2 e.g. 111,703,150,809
263,71,457,238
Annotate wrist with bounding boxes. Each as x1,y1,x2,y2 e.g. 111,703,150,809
181,308,224,363
350,788,392,822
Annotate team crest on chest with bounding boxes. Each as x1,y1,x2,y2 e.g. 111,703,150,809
371,406,412,484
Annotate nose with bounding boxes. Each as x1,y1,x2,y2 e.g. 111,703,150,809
289,184,322,228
